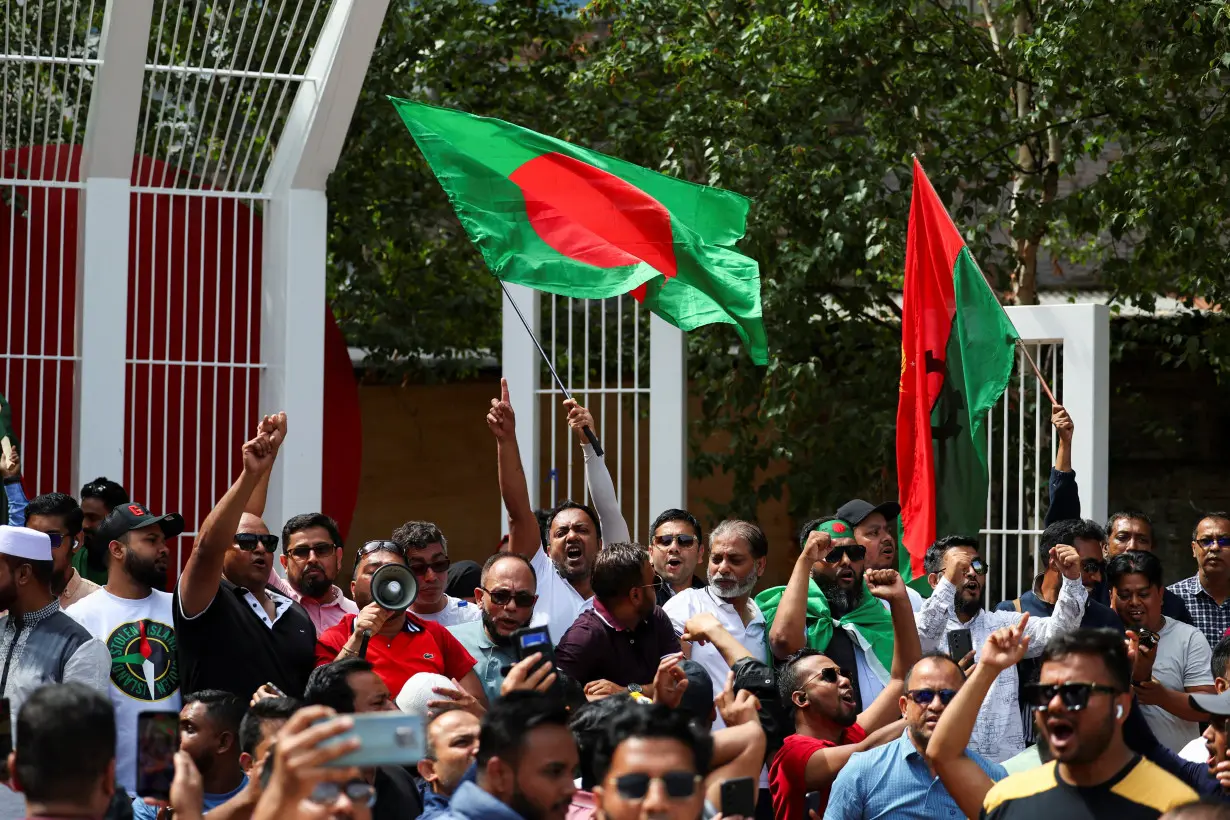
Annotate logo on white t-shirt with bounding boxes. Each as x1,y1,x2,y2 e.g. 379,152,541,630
105,618,179,701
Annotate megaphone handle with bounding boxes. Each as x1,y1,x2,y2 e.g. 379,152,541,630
358,629,372,659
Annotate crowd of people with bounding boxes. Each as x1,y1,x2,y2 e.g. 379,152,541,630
0,385,1229,820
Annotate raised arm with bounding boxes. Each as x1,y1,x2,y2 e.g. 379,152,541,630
857,569,922,731
1045,404,1080,526
179,430,277,618
565,399,630,544
488,378,539,559
768,530,830,660
929,615,1031,819
802,717,905,791
918,552,969,644
1020,545,1087,657
244,413,286,518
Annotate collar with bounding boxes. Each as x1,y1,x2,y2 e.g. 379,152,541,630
592,598,636,632
10,599,61,628
63,568,83,598
352,611,425,635
703,587,765,625
448,781,525,819
896,729,927,762
290,583,348,608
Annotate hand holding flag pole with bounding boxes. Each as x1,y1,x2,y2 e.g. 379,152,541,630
1014,339,1058,405
499,280,604,456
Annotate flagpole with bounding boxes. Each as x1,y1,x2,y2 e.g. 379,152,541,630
499,280,605,456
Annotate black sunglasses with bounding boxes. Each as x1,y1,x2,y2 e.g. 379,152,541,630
1197,536,1230,549
906,688,958,706
803,666,852,687
482,587,538,608
234,533,279,551
823,545,867,564
409,557,451,577
354,540,406,567
1023,681,1122,712
43,533,72,549
653,534,698,548
286,543,337,561
308,780,375,807
612,771,701,800
1081,558,1106,574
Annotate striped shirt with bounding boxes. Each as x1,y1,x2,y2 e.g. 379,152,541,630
1166,575,1230,650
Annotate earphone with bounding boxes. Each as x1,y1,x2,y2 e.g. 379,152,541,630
1116,705,1124,718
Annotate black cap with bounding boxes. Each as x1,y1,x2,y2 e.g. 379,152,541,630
836,499,901,528
96,503,185,546
677,659,716,724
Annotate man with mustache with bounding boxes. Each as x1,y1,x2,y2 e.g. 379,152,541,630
64,498,186,794
648,508,707,606
835,500,924,614
1107,551,1215,752
916,534,1088,762
176,427,317,699
267,512,358,633
75,476,130,585
393,520,481,627
1169,514,1230,651
23,491,100,608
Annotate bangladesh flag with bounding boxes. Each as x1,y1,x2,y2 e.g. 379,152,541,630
389,98,767,364
896,159,1019,581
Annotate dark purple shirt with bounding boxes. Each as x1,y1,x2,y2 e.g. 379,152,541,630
554,604,681,687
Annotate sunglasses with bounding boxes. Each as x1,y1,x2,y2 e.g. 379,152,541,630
823,545,867,564
354,540,406,567
653,534,698,548
233,533,279,552
307,780,375,807
612,771,702,801
1023,681,1122,712
803,666,852,688
906,688,958,706
409,557,451,577
1197,536,1230,549
286,543,337,561
43,533,72,549
483,587,538,608
1081,558,1106,574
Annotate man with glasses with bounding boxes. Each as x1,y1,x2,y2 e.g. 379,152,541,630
23,491,100,608
1170,515,1230,650
448,552,543,704
268,512,358,633
982,628,1197,819
825,652,1007,819
768,565,921,819
649,509,707,606
392,520,481,627
315,538,488,709
917,534,1087,763
176,428,317,699
555,542,681,698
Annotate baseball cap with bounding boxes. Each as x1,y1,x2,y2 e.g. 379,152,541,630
837,499,902,528
1190,690,1230,717
677,659,716,725
96,503,185,546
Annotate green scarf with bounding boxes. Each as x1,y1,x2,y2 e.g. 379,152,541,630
755,578,895,680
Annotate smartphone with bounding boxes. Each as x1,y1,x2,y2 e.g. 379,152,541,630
720,776,756,817
948,628,974,662
319,712,425,768
263,681,287,698
513,624,555,667
135,711,179,800
0,698,11,760
805,790,822,814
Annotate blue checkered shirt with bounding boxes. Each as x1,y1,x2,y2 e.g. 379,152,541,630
823,731,1007,820
1168,575,1230,649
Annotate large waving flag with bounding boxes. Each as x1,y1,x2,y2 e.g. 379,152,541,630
897,160,1019,580
390,98,767,364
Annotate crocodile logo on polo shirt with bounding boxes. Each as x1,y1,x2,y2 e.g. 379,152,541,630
423,653,435,660
106,618,179,701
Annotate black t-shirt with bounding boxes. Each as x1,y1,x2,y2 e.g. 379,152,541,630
981,757,1197,820
174,579,316,699
374,765,423,820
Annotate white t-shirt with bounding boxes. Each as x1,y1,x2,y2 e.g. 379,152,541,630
1179,735,1208,763
412,595,482,627
65,589,182,793
530,547,593,644
1140,616,1215,752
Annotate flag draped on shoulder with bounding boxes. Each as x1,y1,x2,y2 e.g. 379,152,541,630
896,159,1019,581
389,97,768,364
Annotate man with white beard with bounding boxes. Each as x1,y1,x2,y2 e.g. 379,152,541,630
663,519,768,717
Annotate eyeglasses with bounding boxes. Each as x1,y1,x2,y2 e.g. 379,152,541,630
43,533,72,549
409,557,451,577
653,534,698,548
637,576,665,592
233,533,279,552
1197,536,1230,550
969,558,989,575
1081,558,1106,575
482,587,538,608
354,540,406,567
307,780,376,807
822,545,867,564
801,666,851,688
286,543,337,561
906,688,958,706
1022,681,1122,712
612,771,702,800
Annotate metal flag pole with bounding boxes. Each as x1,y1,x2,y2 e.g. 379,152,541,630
499,280,604,456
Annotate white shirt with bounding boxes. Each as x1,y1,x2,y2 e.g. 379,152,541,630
1140,616,1214,752
662,586,768,706
1180,735,1208,763
413,595,482,627
880,586,925,613
916,575,1087,763
65,588,182,793
530,546,594,644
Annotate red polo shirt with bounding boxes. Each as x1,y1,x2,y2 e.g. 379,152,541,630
768,723,867,819
315,612,476,696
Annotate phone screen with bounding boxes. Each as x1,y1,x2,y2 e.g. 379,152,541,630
136,711,179,800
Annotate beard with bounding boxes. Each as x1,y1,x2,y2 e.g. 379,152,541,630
50,565,71,596
124,548,167,590
1057,714,1115,765
957,593,983,619
482,608,517,647
0,580,16,614
296,567,331,599
817,576,864,618
509,785,566,820
709,567,759,601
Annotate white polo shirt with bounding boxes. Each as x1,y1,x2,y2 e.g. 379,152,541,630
662,586,768,702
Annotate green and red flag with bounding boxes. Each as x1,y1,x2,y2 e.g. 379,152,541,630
389,98,767,364
896,159,1019,582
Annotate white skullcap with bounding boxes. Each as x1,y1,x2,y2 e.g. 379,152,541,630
0,526,52,562
396,672,456,715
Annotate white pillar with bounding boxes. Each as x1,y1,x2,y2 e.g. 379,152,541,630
501,284,542,524
260,189,327,527
649,314,687,531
